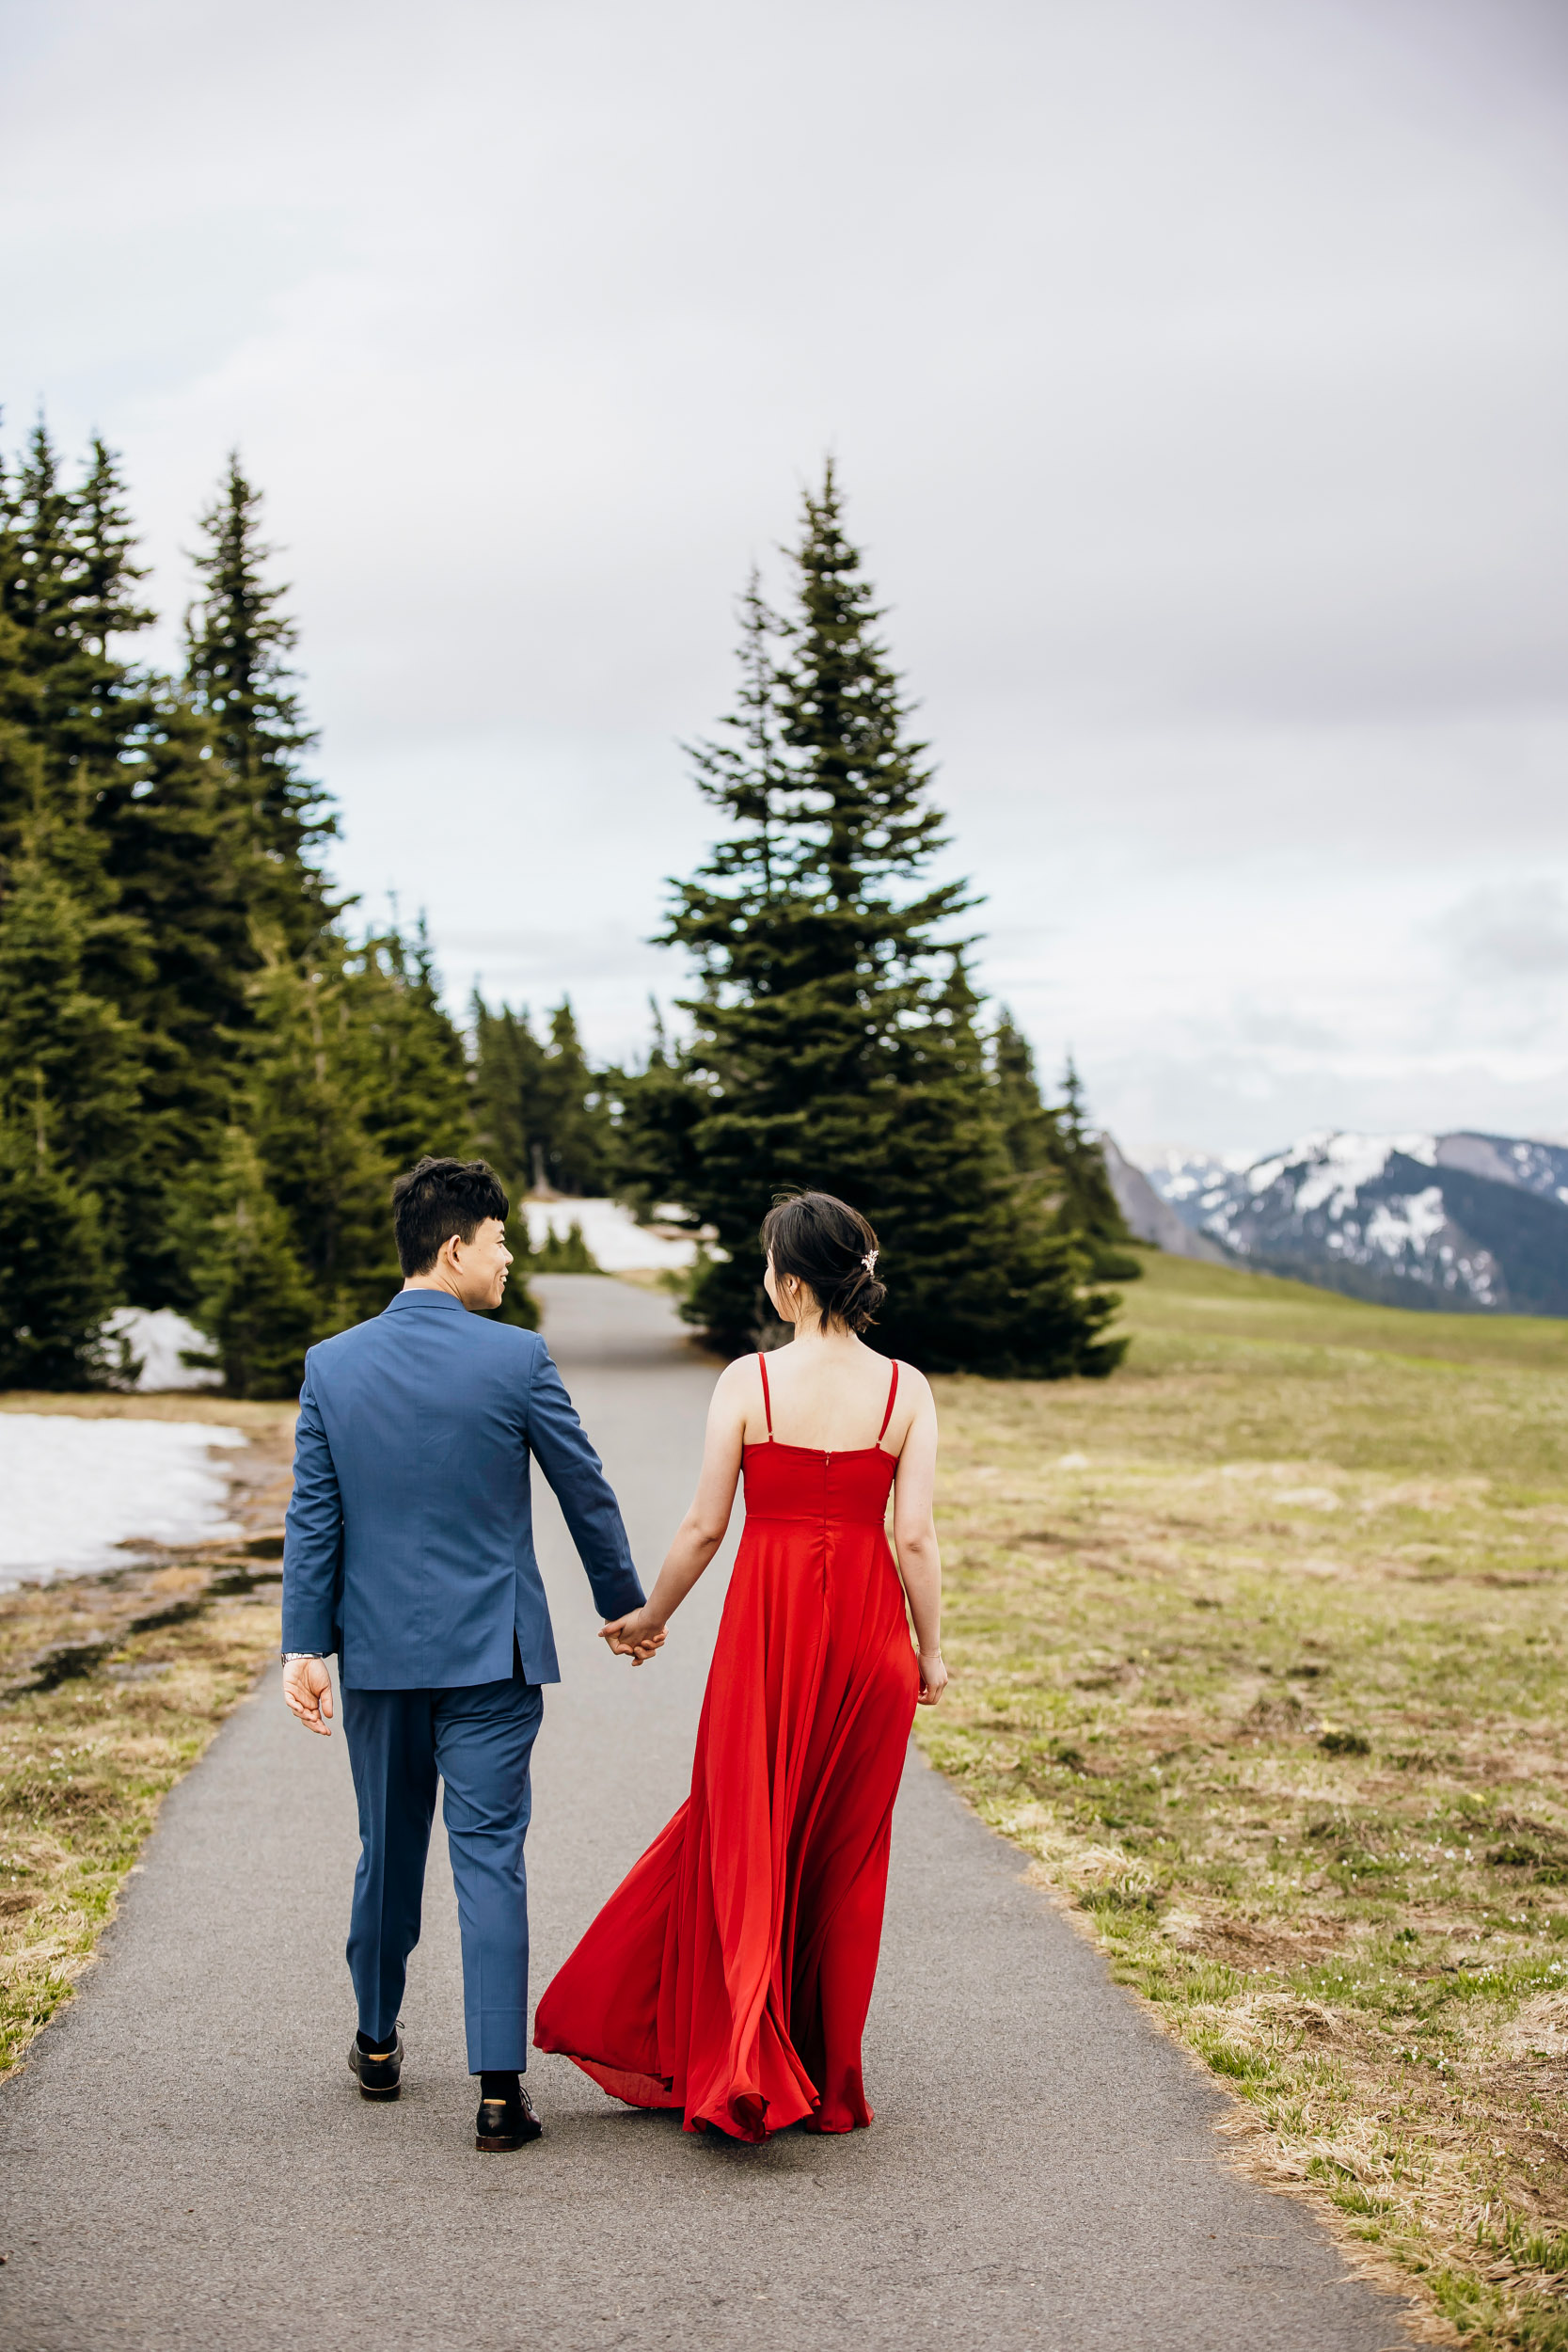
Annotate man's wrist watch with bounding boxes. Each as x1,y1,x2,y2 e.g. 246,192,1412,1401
281,1650,325,1662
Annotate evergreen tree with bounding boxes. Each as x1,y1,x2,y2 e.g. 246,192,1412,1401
241,944,401,1331
183,453,335,951
8,423,154,796
609,999,704,1223
341,919,473,1174
186,1126,322,1399
648,465,1125,1375
0,823,147,1239
95,693,259,1305
0,446,47,879
471,993,612,1196
1049,1053,1140,1277
0,1123,121,1389
184,919,533,1382
471,997,550,1196
990,1018,1141,1280
991,1009,1061,1176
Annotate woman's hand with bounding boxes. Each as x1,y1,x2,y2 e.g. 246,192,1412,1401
601,1609,667,1665
916,1648,947,1708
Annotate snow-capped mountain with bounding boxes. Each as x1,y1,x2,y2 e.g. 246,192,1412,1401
1141,1131,1568,1316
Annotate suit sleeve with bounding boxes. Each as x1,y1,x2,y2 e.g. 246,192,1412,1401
525,1339,645,1620
282,1361,345,1656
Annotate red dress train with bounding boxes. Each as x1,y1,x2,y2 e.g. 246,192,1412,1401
533,1357,918,2141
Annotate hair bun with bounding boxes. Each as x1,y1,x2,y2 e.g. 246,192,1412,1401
759,1191,885,1334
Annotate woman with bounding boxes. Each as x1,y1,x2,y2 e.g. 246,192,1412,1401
532,1191,946,2141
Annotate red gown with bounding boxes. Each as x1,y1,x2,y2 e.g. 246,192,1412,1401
533,1356,919,2141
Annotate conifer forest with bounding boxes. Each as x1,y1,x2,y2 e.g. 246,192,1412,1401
0,427,1133,1396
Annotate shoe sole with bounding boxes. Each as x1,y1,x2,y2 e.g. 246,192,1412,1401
475,2127,542,2152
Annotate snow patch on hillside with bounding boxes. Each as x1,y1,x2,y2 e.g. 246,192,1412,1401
524,1199,716,1270
0,1415,246,1589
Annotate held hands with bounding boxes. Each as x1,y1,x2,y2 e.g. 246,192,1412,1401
601,1608,667,1668
282,1655,335,1735
916,1648,948,1708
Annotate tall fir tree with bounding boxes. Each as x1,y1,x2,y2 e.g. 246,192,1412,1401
96,694,259,1305
641,464,1125,1375
0,820,148,1222
183,453,335,953
471,993,613,1197
186,1125,324,1400
607,999,703,1223
990,1016,1140,1279
1049,1053,1139,1276
0,1122,121,1390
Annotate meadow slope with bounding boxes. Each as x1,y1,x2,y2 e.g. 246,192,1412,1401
923,1250,1568,2350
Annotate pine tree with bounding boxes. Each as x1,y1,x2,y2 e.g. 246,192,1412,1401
0,823,147,1242
95,693,258,1305
471,993,612,1197
649,465,1126,1375
186,1126,322,1399
608,999,704,1223
183,453,335,952
341,920,473,1174
1049,1054,1140,1277
0,1121,121,1389
8,424,154,799
991,1009,1061,1176
0,445,48,879
471,997,550,1196
241,945,399,1331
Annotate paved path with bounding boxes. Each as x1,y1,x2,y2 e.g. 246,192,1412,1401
0,1279,1407,2351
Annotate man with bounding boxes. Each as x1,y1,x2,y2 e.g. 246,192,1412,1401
280,1155,643,2153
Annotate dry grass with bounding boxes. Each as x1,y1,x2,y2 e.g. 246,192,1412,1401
0,1399,295,2077
920,1250,1568,2352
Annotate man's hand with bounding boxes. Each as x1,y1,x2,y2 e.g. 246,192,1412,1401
283,1656,335,1735
600,1609,667,1667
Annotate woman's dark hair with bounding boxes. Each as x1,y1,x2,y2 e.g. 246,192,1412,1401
392,1156,509,1278
759,1192,886,1334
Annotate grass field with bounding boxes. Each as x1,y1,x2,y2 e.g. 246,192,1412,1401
0,1396,294,2077
921,1250,1568,2350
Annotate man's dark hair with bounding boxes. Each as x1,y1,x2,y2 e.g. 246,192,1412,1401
391,1157,510,1278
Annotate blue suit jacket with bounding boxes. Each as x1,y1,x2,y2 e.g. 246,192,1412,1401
281,1290,643,1690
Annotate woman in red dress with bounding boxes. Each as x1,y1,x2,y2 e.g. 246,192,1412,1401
532,1191,947,2142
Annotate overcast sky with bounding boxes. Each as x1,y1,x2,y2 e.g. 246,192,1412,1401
5,0,1566,1161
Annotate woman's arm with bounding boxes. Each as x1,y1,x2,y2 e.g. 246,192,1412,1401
601,1360,749,1661
890,1373,947,1706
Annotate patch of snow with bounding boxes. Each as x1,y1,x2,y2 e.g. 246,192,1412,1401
0,1415,246,1589
524,1199,718,1270
1245,1154,1290,1196
1291,1133,1436,1219
104,1307,223,1391
1364,1187,1447,1260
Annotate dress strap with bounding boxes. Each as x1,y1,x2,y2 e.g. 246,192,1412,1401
876,1359,900,1446
757,1351,773,1439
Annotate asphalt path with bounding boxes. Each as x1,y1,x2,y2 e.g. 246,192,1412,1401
0,1277,1408,2351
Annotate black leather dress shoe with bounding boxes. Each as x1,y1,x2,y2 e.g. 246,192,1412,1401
475,2084,542,2152
348,2026,404,2101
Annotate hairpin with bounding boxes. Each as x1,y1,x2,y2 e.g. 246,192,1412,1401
862,1249,878,1274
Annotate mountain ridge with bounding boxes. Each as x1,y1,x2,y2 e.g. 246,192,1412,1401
1113,1129,1568,1317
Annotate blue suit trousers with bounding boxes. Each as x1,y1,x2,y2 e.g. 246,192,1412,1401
341,1663,544,2073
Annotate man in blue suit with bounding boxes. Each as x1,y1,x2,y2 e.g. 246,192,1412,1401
281,1155,644,2153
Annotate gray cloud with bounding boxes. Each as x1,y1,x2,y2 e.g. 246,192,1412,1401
4,0,1565,1152
1436,882,1568,981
